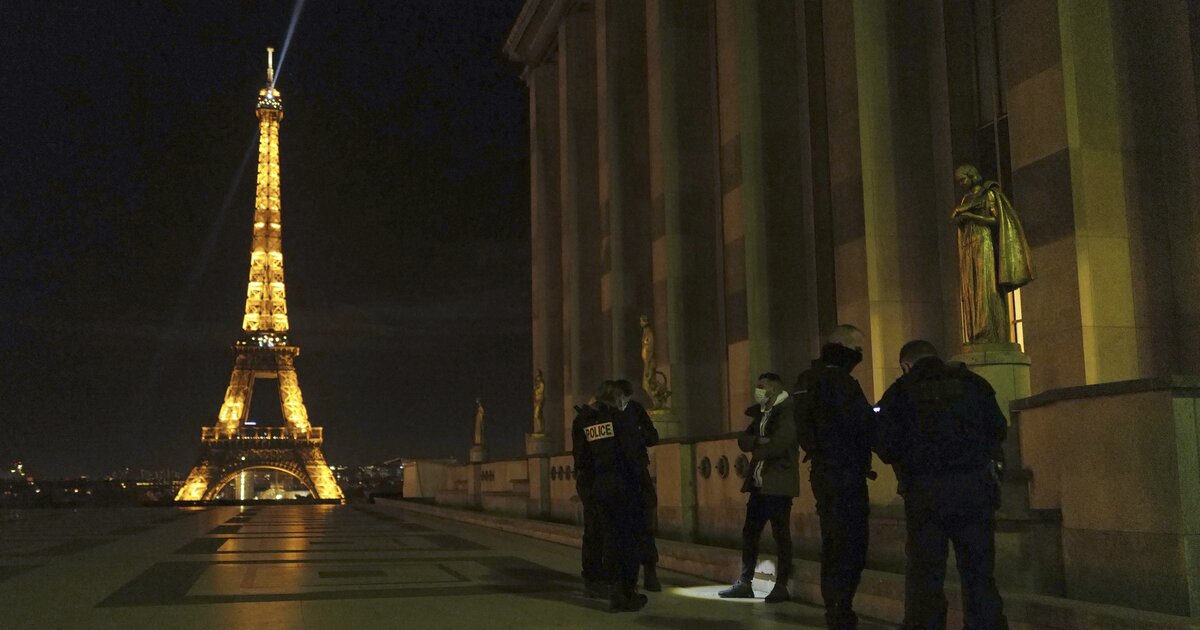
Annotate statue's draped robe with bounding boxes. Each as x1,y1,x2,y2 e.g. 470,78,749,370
958,182,1034,344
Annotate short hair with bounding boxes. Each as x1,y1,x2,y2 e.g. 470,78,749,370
614,379,635,397
594,380,620,405
899,340,939,364
757,372,783,384
955,163,982,184
826,324,865,350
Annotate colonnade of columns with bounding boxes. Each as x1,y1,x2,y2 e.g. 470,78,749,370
508,0,1200,451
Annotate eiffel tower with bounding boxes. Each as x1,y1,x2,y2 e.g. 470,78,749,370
176,48,344,503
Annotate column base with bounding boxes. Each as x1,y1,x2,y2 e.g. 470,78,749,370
951,343,1032,420
469,445,489,464
525,433,553,456
952,342,1034,518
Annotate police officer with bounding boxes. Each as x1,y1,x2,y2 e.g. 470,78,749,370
572,380,649,612
793,324,875,629
614,378,661,592
874,340,1008,629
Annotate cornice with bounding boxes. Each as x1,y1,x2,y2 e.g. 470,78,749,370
503,0,582,68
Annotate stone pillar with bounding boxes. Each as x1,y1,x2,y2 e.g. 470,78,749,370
795,0,839,346
559,4,603,446
734,0,813,383
645,0,726,438
821,0,946,399
526,454,551,519
597,0,654,390
528,62,566,451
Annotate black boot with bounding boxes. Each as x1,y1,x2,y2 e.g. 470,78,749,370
825,602,858,629
643,563,662,592
765,576,790,603
609,584,648,612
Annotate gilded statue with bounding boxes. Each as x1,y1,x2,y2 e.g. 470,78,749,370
953,164,1034,345
532,369,545,434
473,397,485,446
639,315,672,409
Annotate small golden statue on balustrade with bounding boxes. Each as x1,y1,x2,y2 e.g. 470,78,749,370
640,314,672,409
532,369,545,434
473,397,486,446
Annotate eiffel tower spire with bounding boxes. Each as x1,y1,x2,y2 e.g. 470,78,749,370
243,47,288,335
176,49,343,503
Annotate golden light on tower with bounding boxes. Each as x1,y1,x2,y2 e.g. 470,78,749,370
176,48,342,504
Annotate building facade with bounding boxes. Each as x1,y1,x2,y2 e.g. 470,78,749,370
505,0,1200,449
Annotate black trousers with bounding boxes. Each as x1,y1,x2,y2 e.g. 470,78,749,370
739,491,793,582
903,474,1008,630
811,469,869,626
581,500,605,582
641,470,659,566
594,491,644,593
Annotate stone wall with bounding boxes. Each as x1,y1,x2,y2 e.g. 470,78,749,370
1014,377,1200,616
431,378,1200,616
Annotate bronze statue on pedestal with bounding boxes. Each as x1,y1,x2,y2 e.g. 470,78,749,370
953,164,1034,345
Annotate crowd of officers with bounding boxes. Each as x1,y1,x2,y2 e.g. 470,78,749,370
572,325,1010,629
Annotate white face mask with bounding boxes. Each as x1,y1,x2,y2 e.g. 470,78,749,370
753,387,769,405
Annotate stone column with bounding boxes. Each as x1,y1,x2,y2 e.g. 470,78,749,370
734,0,813,383
821,0,945,399
528,62,566,451
796,0,839,345
559,4,603,447
647,0,726,437
597,0,654,390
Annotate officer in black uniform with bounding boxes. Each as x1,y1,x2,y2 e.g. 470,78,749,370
875,340,1009,630
793,324,875,630
615,378,661,592
572,380,649,612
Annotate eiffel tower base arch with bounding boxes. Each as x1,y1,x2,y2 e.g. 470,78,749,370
176,435,344,503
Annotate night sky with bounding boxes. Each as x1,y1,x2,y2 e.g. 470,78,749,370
0,1,531,477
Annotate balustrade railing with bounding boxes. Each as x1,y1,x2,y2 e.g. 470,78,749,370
201,426,323,443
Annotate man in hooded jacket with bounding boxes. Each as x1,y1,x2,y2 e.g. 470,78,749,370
718,372,799,603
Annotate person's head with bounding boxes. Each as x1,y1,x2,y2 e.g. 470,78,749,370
954,164,982,189
755,373,784,405
899,339,939,374
593,380,620,407
826,324,865,354
614,379,635,410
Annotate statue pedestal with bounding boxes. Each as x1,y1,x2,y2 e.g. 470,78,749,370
469,445,489,464
525,433,553,456
952,342,1032,518
951,343,1031,426
648,408,682,440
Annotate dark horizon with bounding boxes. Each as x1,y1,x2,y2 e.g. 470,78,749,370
0,1,532,478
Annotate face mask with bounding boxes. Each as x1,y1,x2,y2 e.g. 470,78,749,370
753,387,769,405
619,398,629,411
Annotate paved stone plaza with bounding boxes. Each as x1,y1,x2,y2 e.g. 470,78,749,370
0,504,892,629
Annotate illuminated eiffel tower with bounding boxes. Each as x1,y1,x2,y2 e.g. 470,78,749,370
176,48,343,503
